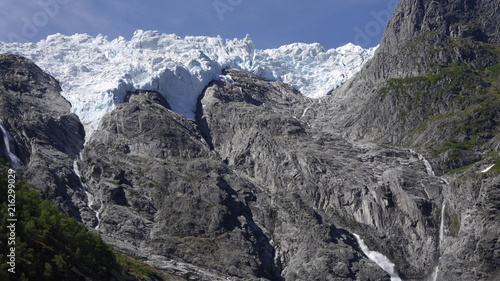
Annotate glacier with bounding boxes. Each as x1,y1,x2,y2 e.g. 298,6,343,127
0,30,375,133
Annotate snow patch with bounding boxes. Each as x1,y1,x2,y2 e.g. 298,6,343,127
481,164,495,173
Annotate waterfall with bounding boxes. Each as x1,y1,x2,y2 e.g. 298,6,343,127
481,164,495,173
200,136,211,149
353,233,402,281
409,149,435,176
431,266,439,281
73,158,101,229
432,200,446,281
439,201,446,247
0,120,22,169
300,103,313,118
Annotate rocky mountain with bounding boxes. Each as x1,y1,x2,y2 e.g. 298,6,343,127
0,54,88,219
0,0,499,280
78,67,450,280
310,0,500,172
306,0,500,279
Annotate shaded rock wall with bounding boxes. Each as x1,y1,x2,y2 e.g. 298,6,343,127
0,54,88,220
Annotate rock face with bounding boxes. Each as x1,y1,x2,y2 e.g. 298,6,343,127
304,0,500,279
79,87,391,280
0,54,89,220
311,0,500,167
80,89,284,280
198,69,447,280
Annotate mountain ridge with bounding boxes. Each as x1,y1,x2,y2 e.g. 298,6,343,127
309,0,500,172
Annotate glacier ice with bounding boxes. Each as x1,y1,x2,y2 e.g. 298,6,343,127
0,30,375,134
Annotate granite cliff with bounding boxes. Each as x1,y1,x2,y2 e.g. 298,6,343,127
310,0,500,172
0,54,88,220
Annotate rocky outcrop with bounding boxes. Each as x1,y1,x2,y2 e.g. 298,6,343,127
80,90,284,280
302,0,500,279
0,54,88,220
308,0,500,166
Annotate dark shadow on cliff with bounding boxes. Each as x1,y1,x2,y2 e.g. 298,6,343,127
217,176,284,281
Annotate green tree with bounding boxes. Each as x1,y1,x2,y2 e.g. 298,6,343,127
43,263,53,280
0,160,120,280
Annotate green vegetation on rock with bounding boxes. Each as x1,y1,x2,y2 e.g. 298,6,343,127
0,161,119,280
0,161,179,281
379,36,500,171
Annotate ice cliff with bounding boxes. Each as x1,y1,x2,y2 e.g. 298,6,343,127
0,30,375,132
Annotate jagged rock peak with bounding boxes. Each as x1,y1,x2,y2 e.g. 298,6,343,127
124,90,171,109
384,0,500,50
0,54,62,98
360,0,500,80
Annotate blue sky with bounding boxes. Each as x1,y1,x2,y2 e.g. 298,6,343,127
0,0,399,50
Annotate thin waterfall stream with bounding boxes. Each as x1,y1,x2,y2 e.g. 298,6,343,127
353,233,402,281
73,156,102,229
0,119,22,169
432,200,446,281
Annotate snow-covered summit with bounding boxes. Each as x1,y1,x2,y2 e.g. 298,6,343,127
0,30,376,132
